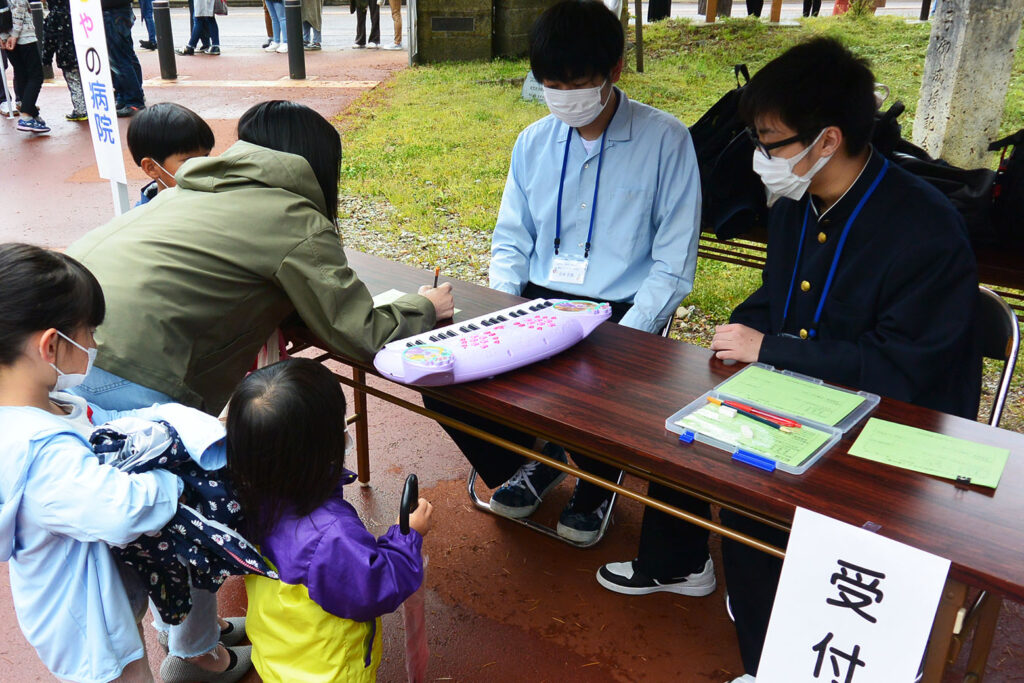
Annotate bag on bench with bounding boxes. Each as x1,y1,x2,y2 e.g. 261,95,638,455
689,64,770,240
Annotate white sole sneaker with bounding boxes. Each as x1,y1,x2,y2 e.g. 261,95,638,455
596,558,717,597
487,470,567,519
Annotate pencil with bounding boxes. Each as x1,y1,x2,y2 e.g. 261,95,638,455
433,266,440,288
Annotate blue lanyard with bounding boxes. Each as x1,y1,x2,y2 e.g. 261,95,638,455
781,158,889,338
554,126,606,258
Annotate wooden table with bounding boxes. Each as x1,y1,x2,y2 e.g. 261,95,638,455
288,250,1024,682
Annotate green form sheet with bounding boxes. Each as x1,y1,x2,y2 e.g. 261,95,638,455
848,418,1010,489
676,404,832,468
717,366,866,427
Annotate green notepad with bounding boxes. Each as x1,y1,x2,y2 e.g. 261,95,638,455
717,366,866,427
676,404,832,468
848,418,1010,489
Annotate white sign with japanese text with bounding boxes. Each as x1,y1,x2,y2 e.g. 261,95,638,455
757,507,950,683
69,0,127,185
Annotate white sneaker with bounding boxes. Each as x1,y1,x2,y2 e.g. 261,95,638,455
729,676,755,683
367,41,379,49
596,557,717,597
276,43,289,53
264,41,279,52
352,42,366,49
382,42,403,50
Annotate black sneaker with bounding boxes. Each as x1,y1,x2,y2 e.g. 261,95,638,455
596,558,716,597
206,45,221,55
139,39,157,50
116,104,144,118
176,45,195,55
488,443,568,519
556,485,611,544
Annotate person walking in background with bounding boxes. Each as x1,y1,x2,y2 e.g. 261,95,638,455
382,0,402,50
42,0,87,121
176,0,220,56
1,0,48,133
301,0,323,51
351,0,379,49
264,0,287,53
802,0,821,15
101,0,146,117
262,2,274,47
137,0,157,50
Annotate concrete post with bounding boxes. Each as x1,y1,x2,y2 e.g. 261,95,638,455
912,0,1024,167
284,0,305,79
153,0,177,80
29,2,53,80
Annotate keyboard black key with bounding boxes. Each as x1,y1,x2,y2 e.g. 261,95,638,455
481,320,491,326
460,326,469,333
429,336,438,342
468,324,479,330
497,315,507,321
407,342,414,347
446,330,458,338
542,301,553,307
517,309,527,315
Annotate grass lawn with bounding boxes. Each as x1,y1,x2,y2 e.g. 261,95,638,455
336,14,1024,431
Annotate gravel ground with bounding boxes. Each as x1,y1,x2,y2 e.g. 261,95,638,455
340,193,1023,433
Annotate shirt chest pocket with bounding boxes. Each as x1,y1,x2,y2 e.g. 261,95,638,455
609,186,655,252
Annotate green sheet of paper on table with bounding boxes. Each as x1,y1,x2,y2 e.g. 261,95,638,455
848,418,1010,489
716,366,866,427
676,404,832,468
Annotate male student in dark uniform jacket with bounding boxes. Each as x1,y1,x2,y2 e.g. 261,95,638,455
597,38,981,683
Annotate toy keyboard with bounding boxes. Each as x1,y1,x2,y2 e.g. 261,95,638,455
373,298,612,386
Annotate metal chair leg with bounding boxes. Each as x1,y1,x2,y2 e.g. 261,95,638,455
467,467,623,548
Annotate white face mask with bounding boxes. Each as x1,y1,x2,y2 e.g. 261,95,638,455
543,80,610,128
49,330,98,392
152,159,174,190
752,129,832,207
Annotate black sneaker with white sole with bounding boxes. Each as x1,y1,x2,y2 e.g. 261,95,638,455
596,557,716,597
556,482,612,544
488,443,568,519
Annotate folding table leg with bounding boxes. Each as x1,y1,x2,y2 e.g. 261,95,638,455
964,592,1001,682
353,367,371,486
921,579,968,682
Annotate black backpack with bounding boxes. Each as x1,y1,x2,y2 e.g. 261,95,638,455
0,0,13,35
989,129,1024,245
689,64,769,240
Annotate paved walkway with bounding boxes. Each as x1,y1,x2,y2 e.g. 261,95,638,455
2,6,1021,682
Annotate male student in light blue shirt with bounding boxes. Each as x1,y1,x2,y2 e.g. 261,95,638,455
426,0,701,545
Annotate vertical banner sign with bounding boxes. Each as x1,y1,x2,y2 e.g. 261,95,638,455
757,507,951,683
69,0,130,213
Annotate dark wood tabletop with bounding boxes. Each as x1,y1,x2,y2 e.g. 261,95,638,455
306,250,1024,604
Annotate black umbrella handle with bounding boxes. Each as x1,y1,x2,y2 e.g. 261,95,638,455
400,474,419,535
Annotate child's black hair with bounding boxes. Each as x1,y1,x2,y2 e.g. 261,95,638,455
0,243,105,365
237,101,342,224
126,102,215,167
226,358,349,543
528,0,624,85
738,37,877,155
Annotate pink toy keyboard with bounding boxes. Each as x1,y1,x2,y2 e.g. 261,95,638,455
373,298,612,386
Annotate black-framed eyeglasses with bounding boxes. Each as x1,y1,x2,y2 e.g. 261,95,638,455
746,127,803,159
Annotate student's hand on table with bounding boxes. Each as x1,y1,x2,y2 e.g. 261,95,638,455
418,283,455,321
710,323,764,363
407,497,433,537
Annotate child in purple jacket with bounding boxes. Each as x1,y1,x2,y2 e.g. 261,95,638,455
226,358,433,682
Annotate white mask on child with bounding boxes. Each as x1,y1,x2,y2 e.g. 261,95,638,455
49,330,97,392
543,80,610,128
152,160,175,190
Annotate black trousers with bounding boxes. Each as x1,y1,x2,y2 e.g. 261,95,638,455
355,2,380,46
422,282,628,509
720,509,788,675
647,0,671,21
746,0,764,15
6,42,43,117
802,0,821,14
633,484,712,580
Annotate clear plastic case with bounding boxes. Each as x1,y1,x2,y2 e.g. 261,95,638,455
664,363,880,475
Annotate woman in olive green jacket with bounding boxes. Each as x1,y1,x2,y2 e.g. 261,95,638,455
68,100,454,416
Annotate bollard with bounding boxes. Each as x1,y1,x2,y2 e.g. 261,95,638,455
284,0,305,80
153,0,177,80
29,2,54,80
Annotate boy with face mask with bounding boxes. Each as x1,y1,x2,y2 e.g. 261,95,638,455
424,0,702,545
601,38,981,682
126,103,215,207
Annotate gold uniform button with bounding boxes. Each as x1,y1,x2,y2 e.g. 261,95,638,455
818,232,827,244
800,280,811,292
799,329,809,339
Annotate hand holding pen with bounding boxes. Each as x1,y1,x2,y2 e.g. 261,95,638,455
418,266,455,320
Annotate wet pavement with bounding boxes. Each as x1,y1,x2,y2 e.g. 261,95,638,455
2,5,1022,681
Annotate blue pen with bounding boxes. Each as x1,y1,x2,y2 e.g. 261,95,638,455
732,449,777,472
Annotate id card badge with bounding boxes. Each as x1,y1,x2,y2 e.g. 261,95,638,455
548,255,589,285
